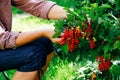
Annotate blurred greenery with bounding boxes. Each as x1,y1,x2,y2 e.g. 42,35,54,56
51,0,75,8
0,70,15,80
12,7,23,14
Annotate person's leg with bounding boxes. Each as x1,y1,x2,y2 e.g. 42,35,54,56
13,38,54,80
41,52,54,77
0,37,54,80
34,52,54,80
12,52,54,80
12,71,37,80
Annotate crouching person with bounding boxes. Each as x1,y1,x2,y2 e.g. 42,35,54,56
0,0,67,80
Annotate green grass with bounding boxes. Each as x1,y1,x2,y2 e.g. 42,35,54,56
0,70,15,80
42,57,78,80
12,14,54,32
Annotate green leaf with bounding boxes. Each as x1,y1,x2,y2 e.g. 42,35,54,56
103,53,111,59
114,40,120,50
98,17,104,24
88,50,98,61
103,44,114,53
109,65,120,75
54,19,64,29
115,0,120,10
100,4,111,9
83,68,91,74
53,31,61,38
91,3,98,8
61,43,69,55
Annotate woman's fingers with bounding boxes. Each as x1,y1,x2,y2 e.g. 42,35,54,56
51,38,62,43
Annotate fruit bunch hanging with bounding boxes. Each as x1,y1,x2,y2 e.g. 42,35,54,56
96,56,111,72
59,26,82,52
58,16,96,52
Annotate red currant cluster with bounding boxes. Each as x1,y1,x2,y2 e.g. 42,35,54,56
84,22,96,49
59,22,96,52
90,40,96,49
59,18,96,52
96,56,111,72
59,27,82,52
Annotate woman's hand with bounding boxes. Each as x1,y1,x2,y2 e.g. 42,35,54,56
48,5,67,20
42,28,61,43
51,38,62,43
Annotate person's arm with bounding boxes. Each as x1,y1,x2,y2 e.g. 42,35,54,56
0,28,60,50
10,0,66,48
12,0,67,20
0,31,19,50
15,28,60,47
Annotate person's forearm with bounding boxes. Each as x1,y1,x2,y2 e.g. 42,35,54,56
48,5,67,20
16,30,44,47
15,29,54,47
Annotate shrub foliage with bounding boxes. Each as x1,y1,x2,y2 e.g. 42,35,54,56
53,0,120,79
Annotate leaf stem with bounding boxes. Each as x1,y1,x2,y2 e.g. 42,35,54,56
108,13,117,20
